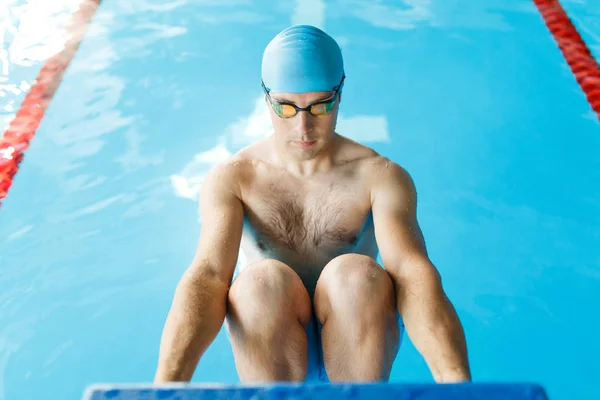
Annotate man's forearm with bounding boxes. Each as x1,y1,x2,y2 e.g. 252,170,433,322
154,271,229,383
396,271,471,383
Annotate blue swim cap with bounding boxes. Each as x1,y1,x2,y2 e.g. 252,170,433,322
261,25,345,94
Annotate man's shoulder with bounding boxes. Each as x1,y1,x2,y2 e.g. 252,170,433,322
346,148,406,179
226,138,269,170
331,135,412,184
350,150,414,196
205,154,256,181
365,155,409,176
335,134,380,167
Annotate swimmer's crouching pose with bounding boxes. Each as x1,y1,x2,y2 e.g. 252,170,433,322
154,25,471,384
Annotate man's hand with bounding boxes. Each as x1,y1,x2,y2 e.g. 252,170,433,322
370,157,471,383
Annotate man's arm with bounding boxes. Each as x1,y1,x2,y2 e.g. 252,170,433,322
370,157,471,383
154,162,244,383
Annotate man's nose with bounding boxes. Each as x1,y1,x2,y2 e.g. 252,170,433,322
295,110,314,132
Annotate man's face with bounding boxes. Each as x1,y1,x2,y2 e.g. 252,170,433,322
266,90,341,161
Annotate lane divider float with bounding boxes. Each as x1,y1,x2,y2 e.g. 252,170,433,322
533,0,600,120
0,0,102,208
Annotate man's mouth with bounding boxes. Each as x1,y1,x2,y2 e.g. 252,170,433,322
293,140,316,147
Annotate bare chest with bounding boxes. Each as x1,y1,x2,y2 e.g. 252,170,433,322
240,179,373,260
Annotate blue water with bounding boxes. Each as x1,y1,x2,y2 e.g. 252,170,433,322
1,1,599,400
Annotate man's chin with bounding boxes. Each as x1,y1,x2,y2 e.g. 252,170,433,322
289,147,319,160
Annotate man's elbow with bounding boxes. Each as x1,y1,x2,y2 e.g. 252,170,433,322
182,260,232,290
176,263,230,306
392,256,444,299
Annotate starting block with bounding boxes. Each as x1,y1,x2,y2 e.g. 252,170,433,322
83,382,550,399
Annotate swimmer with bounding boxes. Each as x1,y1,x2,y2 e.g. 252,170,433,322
154,25,471,384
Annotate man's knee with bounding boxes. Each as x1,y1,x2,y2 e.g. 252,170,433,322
315,254,396,313
320,253,394,291
228,259,311,330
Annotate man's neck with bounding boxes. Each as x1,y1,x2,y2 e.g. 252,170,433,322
270,133,340,178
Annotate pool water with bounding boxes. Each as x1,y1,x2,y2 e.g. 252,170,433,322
1,1,599,399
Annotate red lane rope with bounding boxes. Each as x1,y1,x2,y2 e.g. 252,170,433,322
533,0,600,120
0,0,102,208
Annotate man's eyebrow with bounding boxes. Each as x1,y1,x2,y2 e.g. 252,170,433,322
270,96,294,104
271,93,335,104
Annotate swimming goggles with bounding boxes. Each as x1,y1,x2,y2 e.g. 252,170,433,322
261,75,345,119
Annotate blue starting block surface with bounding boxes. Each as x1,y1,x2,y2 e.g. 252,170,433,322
83,383,550,399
